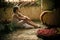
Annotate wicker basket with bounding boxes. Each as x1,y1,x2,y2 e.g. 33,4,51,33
40,11,60,26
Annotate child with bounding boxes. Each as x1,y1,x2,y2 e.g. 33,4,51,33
12,6,40,28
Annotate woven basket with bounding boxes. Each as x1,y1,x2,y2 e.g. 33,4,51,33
40,11,60,26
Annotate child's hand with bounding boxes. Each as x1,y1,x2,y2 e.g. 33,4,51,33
18,20,24,23
23,16,31,21
21,17,26,20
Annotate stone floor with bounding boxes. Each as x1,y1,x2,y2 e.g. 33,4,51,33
0,29,44,40
0,21,60,40
7,29,41,40
0,23,47,40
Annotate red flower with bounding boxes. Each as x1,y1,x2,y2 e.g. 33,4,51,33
37,28,57,37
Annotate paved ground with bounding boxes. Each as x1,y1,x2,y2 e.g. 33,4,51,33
7,29,41,40
0,29,44,40
0,21,60,40
0,23,47,40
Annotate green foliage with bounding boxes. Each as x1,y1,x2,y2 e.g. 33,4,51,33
0,22,15,34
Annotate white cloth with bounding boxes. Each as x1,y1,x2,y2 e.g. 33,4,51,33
12,14,33,28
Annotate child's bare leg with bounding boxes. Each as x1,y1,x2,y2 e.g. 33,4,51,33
24,20,40,28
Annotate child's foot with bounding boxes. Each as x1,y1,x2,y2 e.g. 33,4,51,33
34,24,41,28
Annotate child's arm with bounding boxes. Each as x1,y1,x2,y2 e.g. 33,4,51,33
14,14,26,20
17,13,31,20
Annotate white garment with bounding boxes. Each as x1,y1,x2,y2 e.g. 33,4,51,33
12,14,33,28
